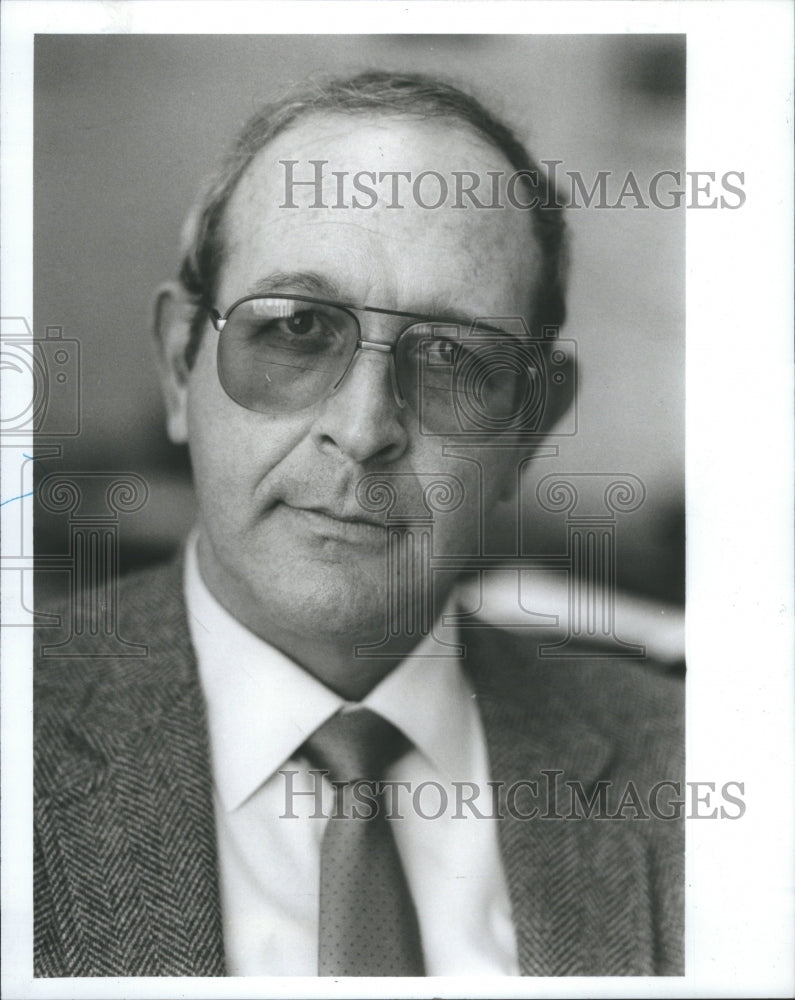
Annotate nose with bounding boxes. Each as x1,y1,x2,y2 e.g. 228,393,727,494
310,343,409,465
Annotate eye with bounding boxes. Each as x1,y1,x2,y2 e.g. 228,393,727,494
401,325,462,365
259,308,331,347
252,305,352,358
424,338,459,366
284,309,318,336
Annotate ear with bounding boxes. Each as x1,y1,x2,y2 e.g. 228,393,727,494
151,281,197,444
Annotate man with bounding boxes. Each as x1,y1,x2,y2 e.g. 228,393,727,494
34,71,683,977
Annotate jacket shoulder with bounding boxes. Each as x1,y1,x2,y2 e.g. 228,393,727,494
464,623,684,779
35,556,187,686
34,557,196,791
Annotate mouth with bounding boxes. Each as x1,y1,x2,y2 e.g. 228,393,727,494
273,502,388,542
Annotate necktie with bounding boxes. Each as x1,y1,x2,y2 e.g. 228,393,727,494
301,707,426,976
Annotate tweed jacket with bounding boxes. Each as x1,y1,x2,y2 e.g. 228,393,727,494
34,558,684,977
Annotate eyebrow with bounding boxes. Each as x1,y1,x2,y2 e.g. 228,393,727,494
243,270,508,333
246,271,342,300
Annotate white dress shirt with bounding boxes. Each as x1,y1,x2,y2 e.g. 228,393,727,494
184,537,519,976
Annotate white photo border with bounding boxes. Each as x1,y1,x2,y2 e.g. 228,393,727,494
2,2,793,998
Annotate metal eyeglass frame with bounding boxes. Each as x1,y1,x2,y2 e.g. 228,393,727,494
209,292,507,411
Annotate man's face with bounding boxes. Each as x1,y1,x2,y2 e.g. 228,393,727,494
178,113,539,648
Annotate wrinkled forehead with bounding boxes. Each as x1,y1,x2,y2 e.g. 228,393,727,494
218,112,540,316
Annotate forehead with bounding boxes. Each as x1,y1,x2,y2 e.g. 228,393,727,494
219,112,539,317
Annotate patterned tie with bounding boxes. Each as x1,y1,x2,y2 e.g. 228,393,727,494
301,708,426,976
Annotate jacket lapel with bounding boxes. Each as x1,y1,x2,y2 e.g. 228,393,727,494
35,560,226,976
37,563,664,976
465,627,657,976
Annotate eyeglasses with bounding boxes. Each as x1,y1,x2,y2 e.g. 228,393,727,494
210,293,544,434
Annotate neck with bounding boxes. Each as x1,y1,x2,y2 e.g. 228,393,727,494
252,627,421,701
195,533,453,701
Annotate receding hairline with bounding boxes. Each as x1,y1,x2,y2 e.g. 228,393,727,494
218,107,540,279
234,105,525,160
178,70,568,365
218,107,536,259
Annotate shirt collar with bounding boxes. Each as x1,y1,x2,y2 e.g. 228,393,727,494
184,533,472,812
362,632,476,782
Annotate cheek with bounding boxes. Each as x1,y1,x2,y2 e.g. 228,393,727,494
187,344,243,476
405,439,519,554
184,344,296,515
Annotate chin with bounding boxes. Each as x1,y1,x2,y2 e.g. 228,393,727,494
250,555,391,643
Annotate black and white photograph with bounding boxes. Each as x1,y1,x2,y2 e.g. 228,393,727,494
1,2,792,997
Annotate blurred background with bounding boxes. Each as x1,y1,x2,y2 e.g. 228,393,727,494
32,34,685,647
